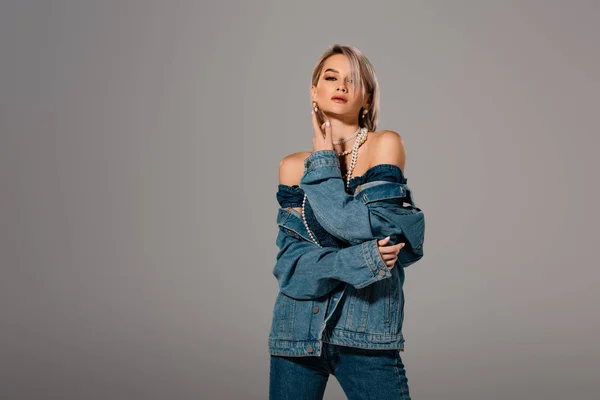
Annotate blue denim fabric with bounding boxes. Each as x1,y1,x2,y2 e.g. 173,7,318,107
299,150,425,265
270,342,411,399
269,150,425,357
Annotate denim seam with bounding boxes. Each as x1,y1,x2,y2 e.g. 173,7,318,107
371,239,390,274
358,285,370,331
304,150,340,173
277,221,314,245
344,291,355,330
362,241,378,275
329,327,405,339
276,209,291,225
278,207,328,245
289,298,295,339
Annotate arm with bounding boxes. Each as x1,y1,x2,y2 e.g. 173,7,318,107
300,159,426,267
299,131,407,245
299,149,373,244
273,220,392,300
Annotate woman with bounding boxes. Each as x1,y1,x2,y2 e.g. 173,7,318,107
269,44,425,400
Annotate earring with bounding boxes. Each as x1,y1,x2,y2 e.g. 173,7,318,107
312,101,318,112
361,108,368,117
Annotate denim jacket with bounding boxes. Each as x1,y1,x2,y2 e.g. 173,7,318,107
269,150,425,357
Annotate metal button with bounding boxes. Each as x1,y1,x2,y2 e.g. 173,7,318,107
378,269,387,276
312,305,319,314
306,345,314,353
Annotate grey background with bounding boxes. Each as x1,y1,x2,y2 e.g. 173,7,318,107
1,0,598,399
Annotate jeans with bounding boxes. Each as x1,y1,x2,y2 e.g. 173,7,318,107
269,342,411,399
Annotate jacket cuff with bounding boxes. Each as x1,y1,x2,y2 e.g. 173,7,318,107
354,239,393,289
304,150,340,173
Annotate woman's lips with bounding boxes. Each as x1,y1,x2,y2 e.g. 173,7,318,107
331,98,347,103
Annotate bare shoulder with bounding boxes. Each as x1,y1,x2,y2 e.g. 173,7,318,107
278,151,312,186
369,130,406,171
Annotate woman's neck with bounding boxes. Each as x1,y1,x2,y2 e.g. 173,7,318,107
328,119,361,143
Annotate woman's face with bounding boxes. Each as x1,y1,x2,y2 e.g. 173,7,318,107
311,54,367,120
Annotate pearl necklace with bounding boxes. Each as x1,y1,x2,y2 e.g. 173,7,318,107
336,130,368,157
301,127,369,247
332,127,361,145
341,127,368,189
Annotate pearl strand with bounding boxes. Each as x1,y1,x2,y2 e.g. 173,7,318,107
301,192,321,247
343,127,368,191
336,128,368,156
332,126,361,145
300,127,369,246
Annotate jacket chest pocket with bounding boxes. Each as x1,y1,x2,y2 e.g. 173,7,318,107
354,180,408,204
277,208,313,243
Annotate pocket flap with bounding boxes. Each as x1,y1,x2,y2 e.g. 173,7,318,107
356,182,408,204
276,208,313,243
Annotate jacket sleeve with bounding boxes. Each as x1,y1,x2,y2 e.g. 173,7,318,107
299,150,425,267
273,222,392,300
298,149,385,244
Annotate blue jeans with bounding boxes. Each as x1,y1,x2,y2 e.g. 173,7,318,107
269,342,411,399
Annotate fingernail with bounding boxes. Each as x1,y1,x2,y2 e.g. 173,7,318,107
325,120,330,127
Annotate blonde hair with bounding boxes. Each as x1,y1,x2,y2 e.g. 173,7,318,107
311,44,380,132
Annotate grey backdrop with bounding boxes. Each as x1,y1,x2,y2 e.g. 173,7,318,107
1,1,599,399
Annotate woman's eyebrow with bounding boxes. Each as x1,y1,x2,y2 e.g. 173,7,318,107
324,68,339,74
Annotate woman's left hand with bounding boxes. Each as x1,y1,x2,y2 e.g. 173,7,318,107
311,108,334,152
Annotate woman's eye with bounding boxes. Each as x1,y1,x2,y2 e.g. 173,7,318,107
325,76,353,84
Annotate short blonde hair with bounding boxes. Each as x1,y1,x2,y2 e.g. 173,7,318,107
311,44,380,132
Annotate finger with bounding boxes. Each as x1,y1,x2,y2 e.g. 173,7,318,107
378,247,397,256
377,236,391,245
379,252,395,261
380,244,400,255
322,117,332,141
385,242,404,252
311,109,323,139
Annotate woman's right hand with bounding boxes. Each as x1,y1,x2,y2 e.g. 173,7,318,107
377,236,405,269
